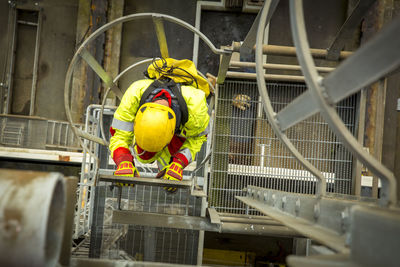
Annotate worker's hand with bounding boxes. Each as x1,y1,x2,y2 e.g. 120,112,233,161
156,160,183,193
114,161,140,187
232,94,251,110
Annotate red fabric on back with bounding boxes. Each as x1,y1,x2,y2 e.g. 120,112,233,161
110,126,116,136
152,89,172,107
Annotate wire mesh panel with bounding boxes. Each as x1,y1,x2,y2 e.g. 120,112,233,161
209,80,357,214
90,184,202,265
99,224,200,264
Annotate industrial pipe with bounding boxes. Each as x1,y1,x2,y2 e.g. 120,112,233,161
226,71,305,82
0,169,65,267
232,42,353,60
220,222,301,237
229,60,335,73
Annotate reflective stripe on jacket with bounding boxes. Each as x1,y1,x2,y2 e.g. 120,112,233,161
109,79,210,164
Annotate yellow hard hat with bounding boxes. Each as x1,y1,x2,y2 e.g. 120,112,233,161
134,102,176,152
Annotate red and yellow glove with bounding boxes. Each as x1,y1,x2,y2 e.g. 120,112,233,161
114,161,140,187
156,158,184,193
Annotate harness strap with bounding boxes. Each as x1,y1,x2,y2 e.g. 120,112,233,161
139,79,189,126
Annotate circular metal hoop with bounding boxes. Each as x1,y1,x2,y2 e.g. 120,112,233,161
288,0,396,206
64,13,221,147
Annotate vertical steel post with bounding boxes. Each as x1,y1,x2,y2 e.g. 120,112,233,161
353,89,366,196
6,6,17,114
59,176,78,266
29,10,41,116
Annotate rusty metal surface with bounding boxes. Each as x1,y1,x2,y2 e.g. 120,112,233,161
0,169,65,267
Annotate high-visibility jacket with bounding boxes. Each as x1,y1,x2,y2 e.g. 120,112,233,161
109,78,210,168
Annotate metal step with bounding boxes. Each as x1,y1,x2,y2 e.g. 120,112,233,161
99,174,193,188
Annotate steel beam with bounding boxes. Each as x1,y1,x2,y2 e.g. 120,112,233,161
99,174,192,188
275,90,315,131
219,222,299,237
29,10,42,116
235,186,378,253
353,89,367,196
216,51,233,84
79,48,124,99
70,258,197,267
152,15,169,58
349,205,400,266
287,203,400,267
240,0,280,57
113,210,220,232
323,16,400,105
326,0,376,60
112,210,300,237
207,207,221,224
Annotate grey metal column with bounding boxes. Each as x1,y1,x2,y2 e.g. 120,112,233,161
326,0,376,60
29,9,42,116
143,227,156,262
5,4,17,114
60,176,78,266
240,0,280,57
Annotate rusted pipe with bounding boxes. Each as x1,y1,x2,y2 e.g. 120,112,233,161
232,42,353,60
0,169,65,267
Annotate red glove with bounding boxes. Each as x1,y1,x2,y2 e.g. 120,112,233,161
156,158,184,193
114,161,140,187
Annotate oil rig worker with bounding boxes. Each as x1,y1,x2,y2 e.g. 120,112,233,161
109,58,210,193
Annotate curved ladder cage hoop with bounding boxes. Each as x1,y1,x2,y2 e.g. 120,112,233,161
255,0,327,197
288,0,397,206
65,13,222,148
98,58,156,146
